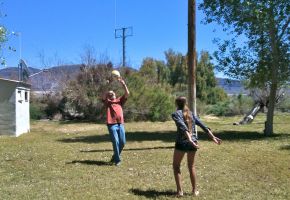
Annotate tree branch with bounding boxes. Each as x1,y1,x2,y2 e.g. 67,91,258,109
278,17,290,41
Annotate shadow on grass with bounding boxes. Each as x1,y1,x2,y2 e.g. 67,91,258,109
58,134,111,143
57,130,290,144
280,144,290,151
57,131,176,144
80,146,174,153
58,120,103,125
200,130,290,141
66,160,112,166
129,188,176,198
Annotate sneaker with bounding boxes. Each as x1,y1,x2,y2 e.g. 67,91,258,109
115,161,121,166
193,190,199,197
176,191,183,198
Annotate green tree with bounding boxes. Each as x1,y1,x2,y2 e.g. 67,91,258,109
0,25,8,65
200,0,290,135
165,49,187,87
139,57,158,84
125,72,175,121
62,62,113,121
197,51,227,104
0,5,17,66
139,57,169,85
164,49,227,104
156,60,169,85
62,61,175,122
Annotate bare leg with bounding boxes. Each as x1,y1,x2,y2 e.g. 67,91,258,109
187,151,198,195
173,149,185,196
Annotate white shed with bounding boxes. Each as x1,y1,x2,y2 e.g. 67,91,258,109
0,78,31,137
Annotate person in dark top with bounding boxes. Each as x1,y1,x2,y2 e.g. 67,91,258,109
171,96,221,197
102,78,129,166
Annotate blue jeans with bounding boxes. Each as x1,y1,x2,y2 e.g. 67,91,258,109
107,124,126,164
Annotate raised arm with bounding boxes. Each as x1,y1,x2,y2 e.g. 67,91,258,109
119,78,129,98
101,91,107,101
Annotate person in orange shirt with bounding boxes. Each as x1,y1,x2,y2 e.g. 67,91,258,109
102,78,129,166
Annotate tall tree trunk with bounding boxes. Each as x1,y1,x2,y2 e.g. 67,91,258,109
264,80,277,136
264,6,279,136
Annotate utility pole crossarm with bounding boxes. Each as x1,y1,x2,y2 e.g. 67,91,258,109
115,27,133,67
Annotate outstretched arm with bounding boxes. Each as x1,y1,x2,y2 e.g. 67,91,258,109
205,128,222,145
193,115,221,145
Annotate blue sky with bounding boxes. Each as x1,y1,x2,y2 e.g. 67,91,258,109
2,0,227,77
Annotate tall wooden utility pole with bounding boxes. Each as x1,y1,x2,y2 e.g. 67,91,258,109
188,0,197,115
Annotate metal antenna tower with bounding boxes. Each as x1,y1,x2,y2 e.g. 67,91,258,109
115,27,133,67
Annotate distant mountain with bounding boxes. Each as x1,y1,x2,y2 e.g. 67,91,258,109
0,67,40,81
29,65,82,91
216,77,248,95
0,65,81,91
1,65,248,95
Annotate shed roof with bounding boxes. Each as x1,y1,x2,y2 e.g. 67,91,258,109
0,78,31,88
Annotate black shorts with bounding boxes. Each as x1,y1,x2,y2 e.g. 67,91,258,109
175,141,198,152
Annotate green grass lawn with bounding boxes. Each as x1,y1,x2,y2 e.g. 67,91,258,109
0,114,289,200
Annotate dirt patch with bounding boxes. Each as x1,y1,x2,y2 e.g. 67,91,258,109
58,124,105,134
203,115,219,120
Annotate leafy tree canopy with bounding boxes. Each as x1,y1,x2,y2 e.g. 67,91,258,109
199,0,290,135
200,0,290,88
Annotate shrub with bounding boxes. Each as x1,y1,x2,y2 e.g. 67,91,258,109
196,99,208,116
30,103,46,120
227,94,254,115
206,87,228,104
206,101,231,116
147,88,175,121
206,94,254,116
276,95,290,112
125,73,175,121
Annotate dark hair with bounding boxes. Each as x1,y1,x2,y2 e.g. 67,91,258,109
175,96,187,110
175,96,193,133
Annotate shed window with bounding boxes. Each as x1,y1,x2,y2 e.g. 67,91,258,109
17,90,23,103
18,90,22,98
25,91,28,102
